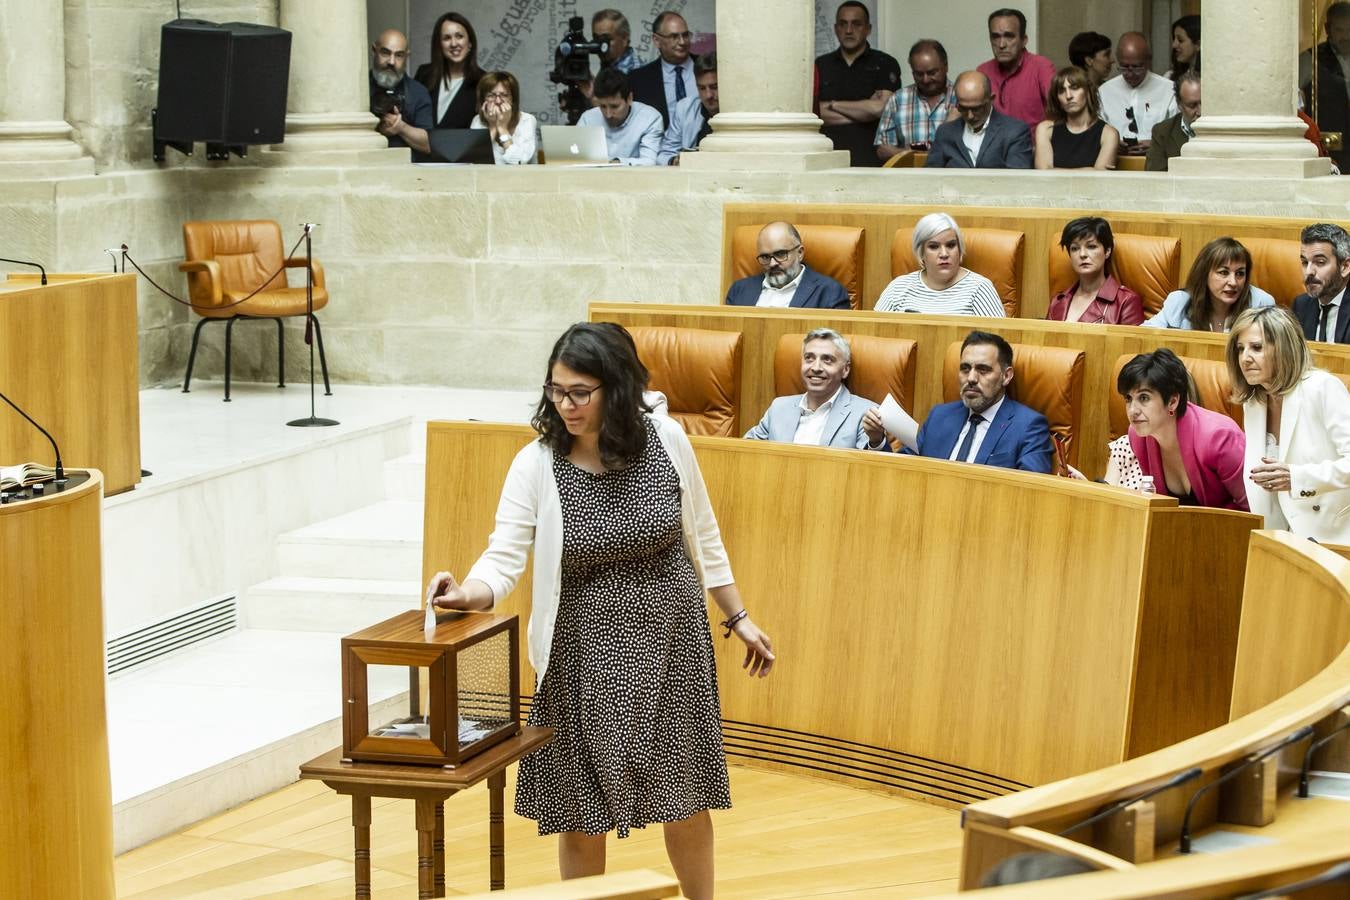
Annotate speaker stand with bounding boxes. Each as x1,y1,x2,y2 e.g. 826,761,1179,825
288,224,338,429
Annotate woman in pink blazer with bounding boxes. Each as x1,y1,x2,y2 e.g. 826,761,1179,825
1119,348,1249,509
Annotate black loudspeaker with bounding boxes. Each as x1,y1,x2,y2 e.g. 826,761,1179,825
153,19,292,160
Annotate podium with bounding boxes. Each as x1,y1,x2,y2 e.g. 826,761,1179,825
0,472,114,897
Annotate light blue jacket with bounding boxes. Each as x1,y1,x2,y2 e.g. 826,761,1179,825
744,385,884,450
1141,286,1276,330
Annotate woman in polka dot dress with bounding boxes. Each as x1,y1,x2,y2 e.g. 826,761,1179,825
427,322,775,900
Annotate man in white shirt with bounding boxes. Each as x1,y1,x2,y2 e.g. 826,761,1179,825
1098,32,1178,156
723,222,851,309
743,329,885,450
657,53,717,165
576,68,664,166
1294,223,1350,344
628,11,697,128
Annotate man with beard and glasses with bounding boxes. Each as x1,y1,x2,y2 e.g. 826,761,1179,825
1293,223,1350,344
724,222,851,309
577,68,664,165
744,329,888,450
904,330,1053,472
369,29,434,152
657,52,717,165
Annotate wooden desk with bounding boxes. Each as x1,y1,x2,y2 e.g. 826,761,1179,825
300,727,554,898
0,273,140,494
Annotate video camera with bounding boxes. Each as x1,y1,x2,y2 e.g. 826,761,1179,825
371,85,406,119
550,16,609,124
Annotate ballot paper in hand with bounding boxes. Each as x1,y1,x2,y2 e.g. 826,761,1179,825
879,394,920,451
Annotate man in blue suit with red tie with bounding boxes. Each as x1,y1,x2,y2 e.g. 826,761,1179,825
913,330,1053,472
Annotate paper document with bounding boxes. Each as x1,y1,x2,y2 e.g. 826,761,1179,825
878,394,919,451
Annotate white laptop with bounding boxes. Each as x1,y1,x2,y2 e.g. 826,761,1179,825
540,125,618,166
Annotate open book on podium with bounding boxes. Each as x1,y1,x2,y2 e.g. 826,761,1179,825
0,462,56,491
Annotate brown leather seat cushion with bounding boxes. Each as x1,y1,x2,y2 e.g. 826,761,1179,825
773,333,918,411
730,224,865,309
629,326,743,437
1047,232,1181,317
1244,236,1304,307
182,220,328,318
891,227,1025,317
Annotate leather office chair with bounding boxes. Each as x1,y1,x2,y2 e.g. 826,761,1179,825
1107,353,1242,438
942,341,1086,466
179,220,331,401
629,326,743,437
1243,236,1305,307
891,226,1025,317
729,224,865,310
1047,232,1182,317
772,332,917,412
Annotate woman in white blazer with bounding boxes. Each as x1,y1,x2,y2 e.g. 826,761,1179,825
1229,306,1350,542
424,322,773,900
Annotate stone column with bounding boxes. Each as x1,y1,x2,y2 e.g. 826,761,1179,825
270,0,390,155
1170,0,1332,177
0,1,92,176
681,0,847,171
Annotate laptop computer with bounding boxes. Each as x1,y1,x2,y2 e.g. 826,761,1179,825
412,128,496,164
540,125,617,166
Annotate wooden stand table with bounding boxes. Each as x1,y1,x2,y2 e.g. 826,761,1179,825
300,726,553,898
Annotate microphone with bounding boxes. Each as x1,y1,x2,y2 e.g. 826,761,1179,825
0,389,66,484
1297,709,1350,797
1178,725,1315,853
0,256,48,286
299,224,318,344
1058,766,1202,836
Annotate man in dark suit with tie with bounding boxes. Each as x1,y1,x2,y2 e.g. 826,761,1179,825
628,11,696,128
724,222,851,309
1293,223,1350,344
925,71,1032,169
911,331,1052,472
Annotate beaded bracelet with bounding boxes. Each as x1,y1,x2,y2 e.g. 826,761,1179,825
720,609,749,637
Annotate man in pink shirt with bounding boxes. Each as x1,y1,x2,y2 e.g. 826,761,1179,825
976,8,1055,128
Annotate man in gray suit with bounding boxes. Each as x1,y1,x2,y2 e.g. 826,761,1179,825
744,329,888,450
925,71,1032,168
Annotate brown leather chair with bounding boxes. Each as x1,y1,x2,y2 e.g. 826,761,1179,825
1107,353,1243,438
1243,236,1305,307
772,333,918,410
942,341,1086,466
1047,232,1182,317
729,224,865,309
629,326,743,437
891,226,1025,317
179,220,330,401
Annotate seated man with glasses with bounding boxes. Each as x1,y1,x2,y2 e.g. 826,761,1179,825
925,71,1032,168
1098,32,1177,156
629,11,697,128
725,221,851,309
369,29,434,152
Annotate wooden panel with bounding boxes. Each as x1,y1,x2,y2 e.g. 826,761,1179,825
0,472,114,898
421,422,1253,795
0,274,140,494
590,302,1350,478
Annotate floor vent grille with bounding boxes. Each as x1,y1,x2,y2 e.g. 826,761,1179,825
107,596,238,676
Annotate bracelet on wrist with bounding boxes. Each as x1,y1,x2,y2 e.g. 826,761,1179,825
720,609,749,638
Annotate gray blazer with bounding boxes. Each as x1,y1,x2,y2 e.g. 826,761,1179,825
925,109,1033,169
743,384,883,450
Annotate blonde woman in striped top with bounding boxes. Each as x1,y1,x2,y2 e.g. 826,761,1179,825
875,212,1005,317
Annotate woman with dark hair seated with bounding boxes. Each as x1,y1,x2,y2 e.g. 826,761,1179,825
1229,305,1350,541
471,71,538,164
1143,237,1275,332
424,322,774,900
1034,67,1118,170
416,12,483,129
1068,31,1114,88
1047,217,1144,325
1118,348,1248,509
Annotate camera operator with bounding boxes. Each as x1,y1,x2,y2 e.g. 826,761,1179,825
551,16,610,124
370,29,434,153
593,9,641,74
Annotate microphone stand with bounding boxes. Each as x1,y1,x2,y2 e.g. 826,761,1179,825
0,387,67,486
0,257,47,285
287,223,338,428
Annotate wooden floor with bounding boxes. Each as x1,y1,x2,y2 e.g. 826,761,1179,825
115,763,962,898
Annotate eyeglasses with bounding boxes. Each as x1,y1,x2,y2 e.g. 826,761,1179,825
543,383,602,406
1118,63,1149,72
655,30,693,42
756,245,802,266
485,91,511,100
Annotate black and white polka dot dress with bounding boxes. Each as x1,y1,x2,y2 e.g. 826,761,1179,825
514,419,731,837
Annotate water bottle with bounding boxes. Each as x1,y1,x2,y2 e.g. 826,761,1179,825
1139,475,1156,495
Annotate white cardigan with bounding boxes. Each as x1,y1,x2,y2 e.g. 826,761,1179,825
1243,369,1350,543
465,414,735,683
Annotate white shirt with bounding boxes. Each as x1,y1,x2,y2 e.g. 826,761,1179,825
756,265,805,308
469,111,539,164
1313,287,1346,342
793,385,844,446
875,270,1005,317
962,119,987,162
1099,72,1178,142
661,58,697,115
437,76,464,125
576,101,665,165
948,395,1006,462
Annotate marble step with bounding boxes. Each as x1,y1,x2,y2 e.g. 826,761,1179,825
276,500,424,581
242,575,422,632
383,452,428,501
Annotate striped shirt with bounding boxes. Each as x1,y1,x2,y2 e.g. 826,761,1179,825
874,270,1005,317
874,83,956,148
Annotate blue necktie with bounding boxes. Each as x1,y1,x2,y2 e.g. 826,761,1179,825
674,65,686,102
955,413,984,463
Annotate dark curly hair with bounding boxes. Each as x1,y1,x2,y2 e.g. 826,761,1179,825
532,322,652,468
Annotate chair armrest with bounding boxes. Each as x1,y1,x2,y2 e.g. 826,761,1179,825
882,150,914,169
177,259,222,306
285,256,325,291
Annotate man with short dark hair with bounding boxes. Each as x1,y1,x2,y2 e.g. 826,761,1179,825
1099,32,1177,155
910,331,1053,472
875,39,956,161
815,1,902,167
369,29,434,153
976,8,1055,128
627,11,696,128
1146,72,1200,171
1293,223,1350,344
577,68,664,165
925,71,1032,168
592,9,640,73
657,53,717,165
724,222,850,309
